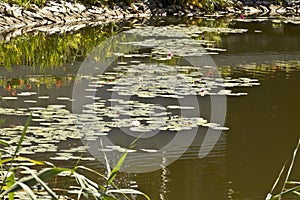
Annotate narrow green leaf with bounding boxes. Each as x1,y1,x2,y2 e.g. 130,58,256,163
17,156,44,165
273,185,300,198
0,156,44,165
7,171,15,200
0,167,71,198
0,140,9,147
267,161,286,198
19,166,59,200
292,190,300,196
287,181,300,185
15,115,31,155
73,172,88,200
281,138,300,194
107,151,128,186
99,185,106,191
100,139,111,177
77,188,83,200
82,191,89,200
15,181,37,200
77,166,107,180
73,172,100,199
0,158,13,165
0,149,11,154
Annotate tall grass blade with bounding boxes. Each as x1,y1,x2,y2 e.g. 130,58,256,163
7,171,15,200
287,181,300,185
0,115,31,192
0,140,9,147
15,181,37,200
0,167,71,198
129,132,146,149
73,172,101,199
107,151,128,186
280,138,300,194
77,188,83,200
82,190,89,200
73,173,88,199
292,191,300,196
15,115,31,155
100,139,111,177
77,166,107,180
19,166,59,200
0,156,44,165
273,185,300,198
266,161,286,200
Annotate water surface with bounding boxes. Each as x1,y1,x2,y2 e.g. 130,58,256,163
0,17,300,200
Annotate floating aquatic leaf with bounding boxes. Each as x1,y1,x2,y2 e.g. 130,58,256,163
48,105,66,109
107,145,136,153
130,60,141,64
85,88,98,92
28,107,45,110
167,105,194,110
24,100,37,103
140,149,158,153
1,97,18,100
212,126,229,131
50,157,69,161
202,123,220,128
57,97,72,101
18,92,37,96
227,93,248,96
38,96,50,99
218,90,232,95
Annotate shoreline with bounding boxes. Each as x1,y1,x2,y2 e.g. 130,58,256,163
0,0,300,39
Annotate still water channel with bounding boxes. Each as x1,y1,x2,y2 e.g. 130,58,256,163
0,16,300,200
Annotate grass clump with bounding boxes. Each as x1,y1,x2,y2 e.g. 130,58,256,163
266,138,300,200
0,116,150,200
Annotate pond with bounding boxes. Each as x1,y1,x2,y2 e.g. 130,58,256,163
0,16,300,199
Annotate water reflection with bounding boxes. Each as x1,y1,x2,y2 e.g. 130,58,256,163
0,16,299,200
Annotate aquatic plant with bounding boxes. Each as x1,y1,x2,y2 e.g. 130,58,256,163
266,138,300,200
0,116,150,200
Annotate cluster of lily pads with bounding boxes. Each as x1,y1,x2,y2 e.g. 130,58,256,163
226,60,300,74
74,26,260,140
0,24,260,161
74,65,259,140
104,63,259,97
0,105,98,162
122,25,247,58
233,16,300,25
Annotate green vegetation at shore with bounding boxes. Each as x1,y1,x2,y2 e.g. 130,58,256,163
3,0,47,7
0,22,121,70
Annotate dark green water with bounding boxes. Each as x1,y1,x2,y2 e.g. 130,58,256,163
0,17,300,200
